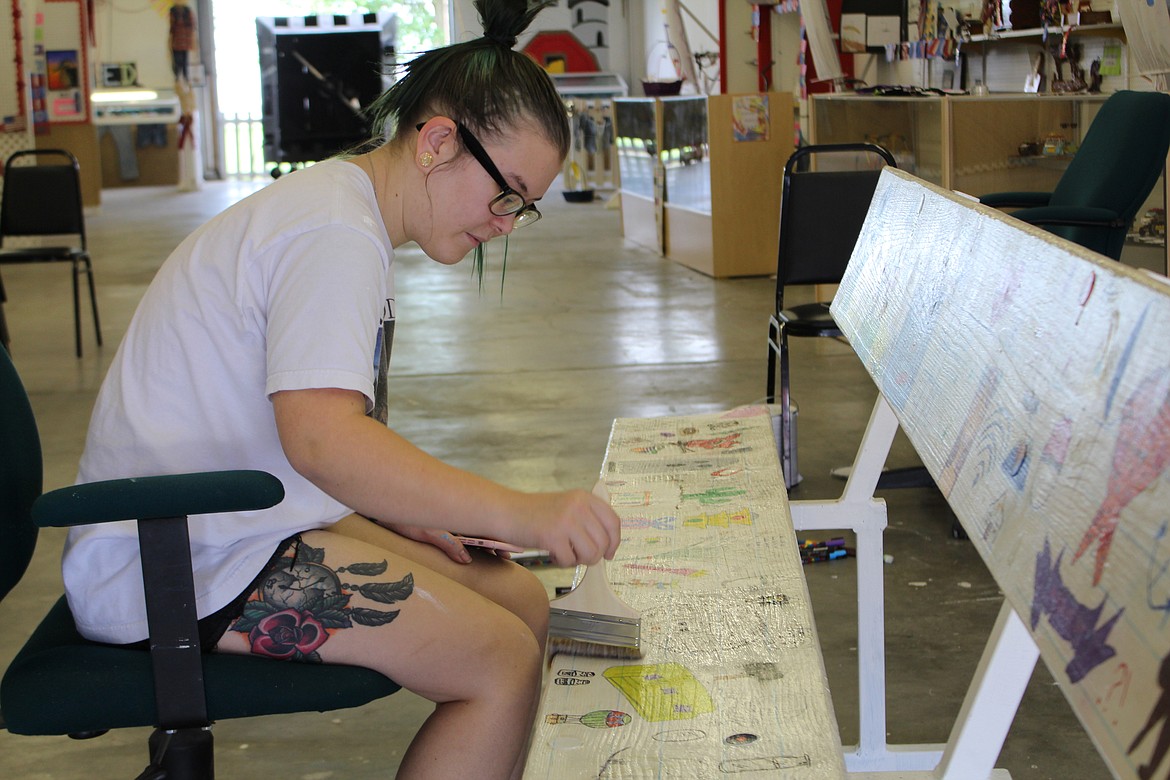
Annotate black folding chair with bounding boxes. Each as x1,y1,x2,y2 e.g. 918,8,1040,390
766,143,896,488
0,149,102,357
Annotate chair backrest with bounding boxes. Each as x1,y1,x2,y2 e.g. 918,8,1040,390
0,345,43,601
1049,90,1170,255
775,143,896,309
0,149,87,247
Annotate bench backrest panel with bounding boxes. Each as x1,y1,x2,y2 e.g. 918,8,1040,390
832,168,1170,779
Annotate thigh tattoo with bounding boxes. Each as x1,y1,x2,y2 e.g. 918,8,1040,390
228,539,415,661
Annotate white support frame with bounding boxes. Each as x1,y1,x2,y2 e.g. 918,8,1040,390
787,396,1041,779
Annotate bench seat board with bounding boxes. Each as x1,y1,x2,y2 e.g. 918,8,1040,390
525,408,846,779
832,167,1170,780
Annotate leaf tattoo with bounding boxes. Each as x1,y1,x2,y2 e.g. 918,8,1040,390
293,541,326,566
312,608,353,629
353,573,415,604
338,560,389,576
351,607,401,627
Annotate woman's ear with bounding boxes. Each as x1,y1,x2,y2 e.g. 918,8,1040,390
415,117,458,170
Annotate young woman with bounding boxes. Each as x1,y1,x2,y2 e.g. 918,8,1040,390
62,1,620,777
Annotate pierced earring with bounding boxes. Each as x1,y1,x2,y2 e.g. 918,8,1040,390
419,151,434,168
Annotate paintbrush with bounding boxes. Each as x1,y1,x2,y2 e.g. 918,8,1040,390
547,482,642,659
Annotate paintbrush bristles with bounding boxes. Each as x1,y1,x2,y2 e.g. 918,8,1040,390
544,480,644,659
547,635,644,660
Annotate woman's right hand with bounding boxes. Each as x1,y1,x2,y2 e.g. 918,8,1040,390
515,486,621,567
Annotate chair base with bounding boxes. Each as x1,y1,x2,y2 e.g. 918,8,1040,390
831,464,934,490
137,727,214,780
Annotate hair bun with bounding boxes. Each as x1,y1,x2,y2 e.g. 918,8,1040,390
477,0,552,51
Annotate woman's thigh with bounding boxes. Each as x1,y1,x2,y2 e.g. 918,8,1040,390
328,514,550,643
214,525,543,705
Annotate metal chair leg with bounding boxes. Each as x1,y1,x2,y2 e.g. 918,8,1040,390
72,259,82,357
766,315,779,404
778,327,802,488
83,255,102,346
0,271,9,353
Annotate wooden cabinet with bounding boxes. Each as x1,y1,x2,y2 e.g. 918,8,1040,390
615,93,795,278
810,92,1107,192
809,92,1166,273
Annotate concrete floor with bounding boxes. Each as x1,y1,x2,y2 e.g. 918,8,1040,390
0,176,1111,779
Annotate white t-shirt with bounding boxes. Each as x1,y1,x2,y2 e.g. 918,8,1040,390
63,160,395,644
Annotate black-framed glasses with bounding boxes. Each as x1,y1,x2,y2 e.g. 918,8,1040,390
416,122,542,228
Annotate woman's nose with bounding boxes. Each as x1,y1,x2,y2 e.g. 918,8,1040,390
491,213,517,236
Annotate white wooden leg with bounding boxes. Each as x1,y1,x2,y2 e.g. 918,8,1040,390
934,603,1039,780
793,397,951,772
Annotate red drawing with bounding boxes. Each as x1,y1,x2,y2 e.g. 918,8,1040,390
1075,369,1170,585
1096,662,1131,726
631,433,744,455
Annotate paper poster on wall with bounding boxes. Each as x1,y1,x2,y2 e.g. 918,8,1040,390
42,0,89,124
842,14,870,52
841,0,905,53
840,14,866,53
731,95,769,142
867,16,901,48
45,50,83,120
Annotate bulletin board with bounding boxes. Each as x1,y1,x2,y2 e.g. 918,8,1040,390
1,0,24,131
42,0,90,124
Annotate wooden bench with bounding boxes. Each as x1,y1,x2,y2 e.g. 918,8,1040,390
527,167,1170,779
525,406,845,778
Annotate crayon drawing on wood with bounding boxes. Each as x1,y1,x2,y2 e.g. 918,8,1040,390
832,168,1170,780
525,408,845,779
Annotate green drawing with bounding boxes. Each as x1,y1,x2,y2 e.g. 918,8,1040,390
680,486,748,505
544,710,631,728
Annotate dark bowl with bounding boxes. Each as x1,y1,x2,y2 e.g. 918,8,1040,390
642,80,683,97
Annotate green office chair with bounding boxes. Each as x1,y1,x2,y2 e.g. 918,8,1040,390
0,344,401,779
980,90,1170,261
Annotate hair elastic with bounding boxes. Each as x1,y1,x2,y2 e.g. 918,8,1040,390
483,32,517,48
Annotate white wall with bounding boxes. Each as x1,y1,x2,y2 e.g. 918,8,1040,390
92,1,174,90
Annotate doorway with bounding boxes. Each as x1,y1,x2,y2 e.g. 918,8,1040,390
206,0,444,178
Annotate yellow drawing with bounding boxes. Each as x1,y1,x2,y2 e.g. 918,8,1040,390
682,507,753,529
603,663,715,722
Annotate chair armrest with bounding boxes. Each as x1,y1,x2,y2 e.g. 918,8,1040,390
30,470,283,730
979,191,1053,209
32,470,284,528
1004,205,1127,230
